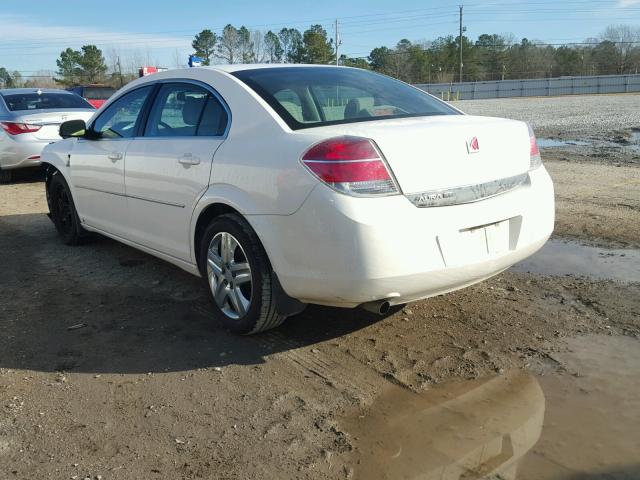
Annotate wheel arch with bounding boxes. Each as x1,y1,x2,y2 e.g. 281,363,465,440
193,202,243,271
42,162,72,217
191,199,306,317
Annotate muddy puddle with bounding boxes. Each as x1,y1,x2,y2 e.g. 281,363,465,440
538,138,590,148
513,238,640,283
538,133,640,153
341,335,640,479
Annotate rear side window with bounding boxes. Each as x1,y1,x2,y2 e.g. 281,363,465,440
232,67,458,130
92,86,152,138
144,83,228,137
2,92,92,111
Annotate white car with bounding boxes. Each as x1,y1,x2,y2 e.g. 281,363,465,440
41,65,554,334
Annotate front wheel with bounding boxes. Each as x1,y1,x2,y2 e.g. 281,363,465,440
199,213,287,334
48,174,87,245
0,169,12,183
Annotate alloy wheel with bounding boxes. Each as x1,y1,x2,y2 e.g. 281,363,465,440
206,232,253,320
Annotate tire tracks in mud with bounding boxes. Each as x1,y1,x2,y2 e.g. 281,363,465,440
191,302,390,403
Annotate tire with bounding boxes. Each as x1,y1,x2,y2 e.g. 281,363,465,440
198,213,287,334
0,169,11,183
48,174,87,245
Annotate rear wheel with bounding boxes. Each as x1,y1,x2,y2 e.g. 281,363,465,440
0,169,12,183
48,174,87,245
199,214,287,334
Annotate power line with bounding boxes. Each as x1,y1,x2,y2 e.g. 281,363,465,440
2,2,638,49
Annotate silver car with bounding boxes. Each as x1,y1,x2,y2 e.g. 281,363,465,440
0,88,95,181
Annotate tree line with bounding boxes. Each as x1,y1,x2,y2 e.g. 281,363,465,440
1,23,638,89
190,24,334,66
368,25,640,84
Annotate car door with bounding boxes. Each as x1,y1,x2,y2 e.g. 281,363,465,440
69,85,153,236
123,82,229,261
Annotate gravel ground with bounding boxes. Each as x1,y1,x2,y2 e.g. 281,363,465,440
459,94,640,165
459,94,640,140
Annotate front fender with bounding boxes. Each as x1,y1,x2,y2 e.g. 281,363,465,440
41,138,75,177
41,139,78,208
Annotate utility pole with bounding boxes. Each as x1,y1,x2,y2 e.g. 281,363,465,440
459,5,463,83
335,19,341,66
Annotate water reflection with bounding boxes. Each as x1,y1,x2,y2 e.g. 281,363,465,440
341,371,544,479
513,238,640,283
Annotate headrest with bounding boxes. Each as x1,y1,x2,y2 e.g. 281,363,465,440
182,96,205,125
344,97,375,118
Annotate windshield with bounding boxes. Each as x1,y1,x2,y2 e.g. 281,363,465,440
232,67,458,130
2,92,93,111
83,87,116,100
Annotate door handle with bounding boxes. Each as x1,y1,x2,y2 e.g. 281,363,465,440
108,152,123,161
178,153,200,165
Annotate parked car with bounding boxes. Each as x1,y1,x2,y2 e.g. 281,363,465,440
0,88,95,182
66,85,116,108
41,65,554,334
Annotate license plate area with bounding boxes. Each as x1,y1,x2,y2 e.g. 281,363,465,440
437,216,522,267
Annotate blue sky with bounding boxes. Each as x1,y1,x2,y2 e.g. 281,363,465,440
2,0,639,75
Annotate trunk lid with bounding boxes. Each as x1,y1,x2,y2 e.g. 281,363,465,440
14,110,95,141
304,115,531,194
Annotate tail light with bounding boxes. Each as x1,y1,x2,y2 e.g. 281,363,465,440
528,123,542,170
1,122,42,135
301,136,400,196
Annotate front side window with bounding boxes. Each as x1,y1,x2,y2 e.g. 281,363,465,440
233,67,458,130
3,92,92,111
92,86,152,139
145,83,228,137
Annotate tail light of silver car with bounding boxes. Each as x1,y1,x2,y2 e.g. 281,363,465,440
301,136,400,196
528,123,542,170
0,122,42,135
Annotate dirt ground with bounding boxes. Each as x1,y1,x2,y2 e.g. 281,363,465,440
1,97,640,479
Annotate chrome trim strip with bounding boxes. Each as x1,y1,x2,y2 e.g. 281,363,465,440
405,172,529,208
76,185,185,208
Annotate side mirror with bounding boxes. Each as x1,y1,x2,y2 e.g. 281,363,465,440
59,119,87,139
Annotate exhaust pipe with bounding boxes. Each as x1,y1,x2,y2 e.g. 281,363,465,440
361,299,391,315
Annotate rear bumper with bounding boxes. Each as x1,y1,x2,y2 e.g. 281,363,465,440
249,166,555,308
0,135,49,169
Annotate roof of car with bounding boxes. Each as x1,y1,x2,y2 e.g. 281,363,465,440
201,64,344,73
0,88,77,96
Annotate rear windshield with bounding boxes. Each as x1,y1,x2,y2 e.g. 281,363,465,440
232,67,458,130
2,93,92,111
83,87,116,100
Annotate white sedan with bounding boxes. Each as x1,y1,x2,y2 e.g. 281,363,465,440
41,65,554,334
